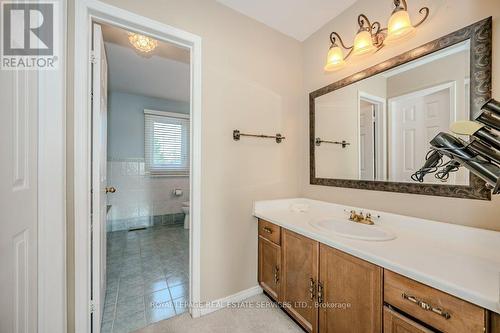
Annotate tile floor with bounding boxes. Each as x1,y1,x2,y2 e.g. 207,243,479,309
101,224,189,333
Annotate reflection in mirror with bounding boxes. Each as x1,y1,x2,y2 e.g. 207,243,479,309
315,40,471,185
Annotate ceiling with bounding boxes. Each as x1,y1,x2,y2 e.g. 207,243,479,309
216,0,357,41
101,24,190,102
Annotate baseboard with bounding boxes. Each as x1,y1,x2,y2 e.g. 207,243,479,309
198,285,263,317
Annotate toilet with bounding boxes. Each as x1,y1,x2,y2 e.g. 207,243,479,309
181,201,190,229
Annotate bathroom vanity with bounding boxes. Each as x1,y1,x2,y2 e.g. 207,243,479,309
254,199,500,333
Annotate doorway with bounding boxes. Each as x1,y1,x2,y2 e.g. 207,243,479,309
92,22,193,333
73,2,202,332
358,92,386,181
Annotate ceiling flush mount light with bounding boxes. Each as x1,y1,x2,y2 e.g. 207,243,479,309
324,0,429,71
128,32,158,53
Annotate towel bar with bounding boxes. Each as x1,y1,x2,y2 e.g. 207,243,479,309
233,130,285,143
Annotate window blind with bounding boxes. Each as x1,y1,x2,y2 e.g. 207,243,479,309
144,110,190,175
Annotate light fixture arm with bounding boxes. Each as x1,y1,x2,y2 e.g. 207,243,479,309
413,7,430,28
357,14,373,32
329,32,353,50
371,21,386,35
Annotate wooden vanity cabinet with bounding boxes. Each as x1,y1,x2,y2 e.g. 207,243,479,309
257,219,499,333
281,229,319,333
318,244,382,332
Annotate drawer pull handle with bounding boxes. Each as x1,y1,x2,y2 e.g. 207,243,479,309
274,266,280,284
402,293,451,320
263,227,273,234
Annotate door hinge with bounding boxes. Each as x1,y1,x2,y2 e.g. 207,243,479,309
90,52,97,64
90,300,96,314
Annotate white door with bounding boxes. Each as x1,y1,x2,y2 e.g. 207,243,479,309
359,102,375,180
390,87,451,182
0,68,39,331
91,23,108,332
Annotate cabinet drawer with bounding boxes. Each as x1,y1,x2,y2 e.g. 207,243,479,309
258,219,281,245
384,270,485,333
384,306,435,333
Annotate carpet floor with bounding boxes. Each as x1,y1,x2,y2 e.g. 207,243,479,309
132,293,304,333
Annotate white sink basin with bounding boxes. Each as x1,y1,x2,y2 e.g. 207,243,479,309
309,218,396,241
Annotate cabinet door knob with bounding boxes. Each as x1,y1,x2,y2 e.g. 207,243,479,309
105,186,117,193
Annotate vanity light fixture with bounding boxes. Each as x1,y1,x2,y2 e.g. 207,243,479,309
128,32,158,53
324,0,429,71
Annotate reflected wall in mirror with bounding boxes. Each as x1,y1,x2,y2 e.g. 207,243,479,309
315,41,470,185
310,17,492,200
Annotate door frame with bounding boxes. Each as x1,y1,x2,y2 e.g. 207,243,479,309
73,1,203,331
387,81,456,181
357,91,387,180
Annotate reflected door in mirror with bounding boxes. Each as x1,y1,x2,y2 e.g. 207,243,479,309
390,84,453,183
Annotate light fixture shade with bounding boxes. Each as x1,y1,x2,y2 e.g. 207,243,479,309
352,30,376,56
324,46,346,71
128,33,158,53
386,10,415,43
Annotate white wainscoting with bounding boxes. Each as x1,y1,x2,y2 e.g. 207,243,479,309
106,158,189,231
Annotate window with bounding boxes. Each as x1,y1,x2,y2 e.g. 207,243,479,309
144,110,190,175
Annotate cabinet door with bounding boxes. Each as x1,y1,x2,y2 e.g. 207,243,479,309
384,306,435,333
492,312,500,333
319,244,382,333
282,229,319,333
258,236,281,300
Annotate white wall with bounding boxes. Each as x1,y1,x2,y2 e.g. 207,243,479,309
386,49,470,126
96,0,303,303
106,91,190,229
386,50,470,101
302,0,500,231
107,91,189,159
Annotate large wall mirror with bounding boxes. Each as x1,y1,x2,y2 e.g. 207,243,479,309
310,18,492,200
